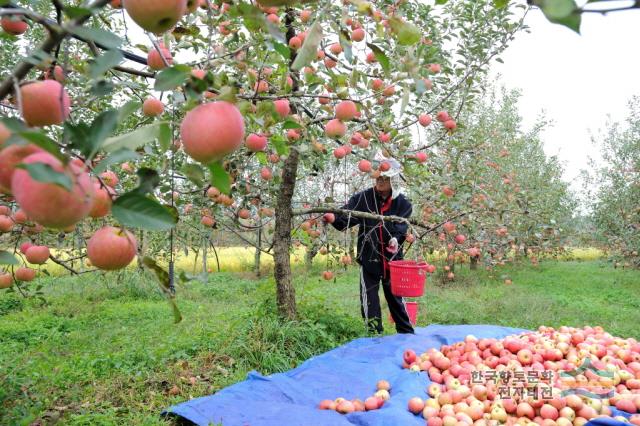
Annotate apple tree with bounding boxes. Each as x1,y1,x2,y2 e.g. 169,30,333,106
0,0,530,319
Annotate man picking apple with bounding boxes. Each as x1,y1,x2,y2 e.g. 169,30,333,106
326,158,414,334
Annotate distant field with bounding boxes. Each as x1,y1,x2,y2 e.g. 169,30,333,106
11,246,605,276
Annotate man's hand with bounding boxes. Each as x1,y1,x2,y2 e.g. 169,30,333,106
322,213,335,223
386,237,398,254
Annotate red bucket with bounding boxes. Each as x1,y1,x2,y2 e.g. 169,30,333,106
389,301,418,325
389,260,427,297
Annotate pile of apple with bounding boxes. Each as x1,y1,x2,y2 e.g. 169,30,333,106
402,326,640,425
318,380,391,414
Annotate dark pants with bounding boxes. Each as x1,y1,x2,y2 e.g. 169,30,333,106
359,267,414,334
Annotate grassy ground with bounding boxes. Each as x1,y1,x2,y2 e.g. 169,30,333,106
0,259,638,425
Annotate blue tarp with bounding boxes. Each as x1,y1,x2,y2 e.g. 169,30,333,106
164,324,632,426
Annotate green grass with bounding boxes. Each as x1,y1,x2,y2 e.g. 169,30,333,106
0,260,638,425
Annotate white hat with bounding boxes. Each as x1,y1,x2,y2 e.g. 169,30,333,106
374,151,403,178
373,151,404,198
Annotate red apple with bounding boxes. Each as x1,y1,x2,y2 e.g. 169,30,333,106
11,152,93,228
180,101,245,163
20,80,70,127
87,226,138,271
408,397,425,414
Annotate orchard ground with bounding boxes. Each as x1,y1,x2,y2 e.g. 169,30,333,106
1,255,639,425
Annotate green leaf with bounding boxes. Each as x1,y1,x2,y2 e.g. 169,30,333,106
71,27,122,49
0,251,19,265
291,20,323,71
112,192,177,231
208,162,231,195
533,0,576,18
118,101,141,122
399,85,410,117
182,163,205,186
216,86,237,103
154,65,190,91
133,168,161,195
63,6,93,19
271,135,289,156
282,120,303,130
389,17,421,46
533,0,581,33
235,3,266,31
17,131,64,160
435,0,448,4
102,122,170,153
17,163,72,191
270,41,290,60
0,116,26,133
91,79,114,97
339,30,353,63
366,43,390,75
141,256,182,324
493,0,508,7
87,110,120,159
93,148,140,174
89,49,124,79
158,121,172,152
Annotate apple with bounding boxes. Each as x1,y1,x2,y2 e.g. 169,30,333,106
335,101,357,121
288,36,302,49
615,398,636,413
336,400,355,414
180,101,245,163
404,349,417,364
325,119,346,138
374,389,390,401
245,133,268,152
15,267,36,281
351,28,365,42
517,402,535,419
418,114,432,127
142,97,164,117
436,111,450,122
415,152,428,163
517,349,533,365
364,396,381,411
444,120,457,131
147,43,173,69
318,399,335,410
20,80,70,127
428,383,442,397
0,273,13,289
12,152,93,228
408,397,425,414
358,159,372,173
540,404,559,420
25,246,50,264
124,0,186,34
87,226,138,271
322,271,334,280
273,99,290,118
1,16,29,35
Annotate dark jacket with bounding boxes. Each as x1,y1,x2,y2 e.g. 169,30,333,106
331,187,412,277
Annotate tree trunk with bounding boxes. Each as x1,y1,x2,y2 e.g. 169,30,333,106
470,256,478,270
305,239,320,268
273,148,299,320
137,230,145,270
254,227,262,278
202,235,208,277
